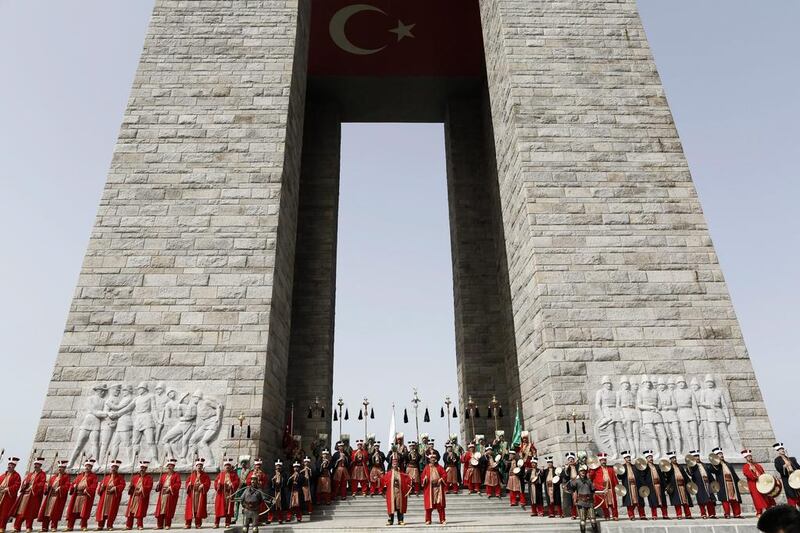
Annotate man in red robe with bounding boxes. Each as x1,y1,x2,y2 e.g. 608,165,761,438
96,460,125,530
461,443,481,494
349,441,369,497
0,457,22,533
587,453,619,521
741,449,776,517
213,459,240,528
184,460,210,529
516,431,537,471
124,461,153,530
153,459,181,530
421,454,446,525
245,460,267,488
38,460,70,532
65,459,98,532
381,457,411,526
13,457,47,532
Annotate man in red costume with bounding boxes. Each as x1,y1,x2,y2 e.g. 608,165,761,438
184,459,210,529
38,460,70,532
404,442,422,496
13,457,47,532
213,459,240,528
442,444,460,494
154,459,181,530
349,441,369,497
587,453,618,521
421,454,446,525
96,460,125,530
65,459,97,532
244,459,267,488
742,449,776,517
517,431,537,471
461,443,481,494
381,457,411,526
124,461,153,530
482,447,502,498
331,444,350,501
0,457,22,533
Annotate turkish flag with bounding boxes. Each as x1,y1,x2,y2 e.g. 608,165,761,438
308,0,485,77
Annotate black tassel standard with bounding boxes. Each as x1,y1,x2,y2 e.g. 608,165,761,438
403,409,408,424
370,408,375,419
321,407,325,419
246,425,251,439
566,421,571,435
333,410,338,422
230,425,236,438
452,407,458,418
358,409,363,421
344,409,349,421
581,421,586,434
423,408,430,423
307,408,313,419
474,407,480,418
465,409,470,420
440,407,445,418
499,407,504,418
487,407,493,417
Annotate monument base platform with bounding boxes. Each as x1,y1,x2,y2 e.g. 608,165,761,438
215,492,757,532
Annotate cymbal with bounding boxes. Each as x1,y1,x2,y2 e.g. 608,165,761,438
638,486,650,498
634,458,648,471
684,454,697,468
687,481,699,495
586,456,600,470
614,463,626,476
614,484,627,497
708,453,721,466
658,459,672,473
710,481,721,494
738,479,750,494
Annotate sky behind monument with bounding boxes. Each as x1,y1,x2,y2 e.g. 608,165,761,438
0,0,798,465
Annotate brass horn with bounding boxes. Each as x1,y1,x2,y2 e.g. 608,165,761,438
684,454,697,469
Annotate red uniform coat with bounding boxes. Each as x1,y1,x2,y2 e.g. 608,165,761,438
245,469,267,488
381,469,411,515
154,472,181,520
125,474,153,519
743,462,776,510
96,473,126,521
38,473,71,522
65,472,97,520
184,471,211,521
213,471,240,518
350,449,369,482
14,470,47,522
421,464,447,511
0,470,22,522
588,466,618,507
461,452,481,484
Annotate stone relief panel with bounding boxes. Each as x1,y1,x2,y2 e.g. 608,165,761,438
66,380,226,473
592,374,742,460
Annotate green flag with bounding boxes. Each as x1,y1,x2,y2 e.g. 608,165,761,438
511,405,522,448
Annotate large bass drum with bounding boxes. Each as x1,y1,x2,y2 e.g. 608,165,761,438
756,474,783,499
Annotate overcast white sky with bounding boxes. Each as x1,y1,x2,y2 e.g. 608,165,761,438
0,0,798,464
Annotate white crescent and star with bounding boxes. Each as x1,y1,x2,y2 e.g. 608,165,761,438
329,4,415,56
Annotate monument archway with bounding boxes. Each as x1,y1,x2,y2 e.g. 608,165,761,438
34,0,775,473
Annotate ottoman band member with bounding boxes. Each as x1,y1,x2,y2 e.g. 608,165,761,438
65,459,97,532
124,461,153,531
461,444,481,494
96,460,125,531
404,443,422,496
213,459,239,528
38,460,70,532
442,444,460,494
154,459,181,530
244,460,267,489
0,457,22,533
709,448,742,518
482,447,502,498
350,441,369,497
567,465,598,533
505,450,526,508
561,452,580,519
542,456,562,518
588,452,618,520
315,451,333,505
369,443,386,497
664,452,693,519
184,459,210,529
381,457,411,526
742,449,776,516
688,450,716,519
641,450,668,519
331,443,350,501
421,454,446,525
300,458,314,514
525,456,545,517
285,463,306,523
773,442,800,509
617,451,645,520
266,461,286,525
13,457,47,533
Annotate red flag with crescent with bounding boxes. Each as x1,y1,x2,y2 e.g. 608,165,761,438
309,0,484,77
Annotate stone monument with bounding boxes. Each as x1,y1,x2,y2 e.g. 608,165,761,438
32,0,776,470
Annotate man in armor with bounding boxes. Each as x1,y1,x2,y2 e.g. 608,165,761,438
239,476,265,533
773,442,800,509
567,465,598,533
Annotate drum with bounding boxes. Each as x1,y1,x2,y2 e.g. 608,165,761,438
789,470,800,490
513,467,521,475
517,459,525,468
756,474,782,498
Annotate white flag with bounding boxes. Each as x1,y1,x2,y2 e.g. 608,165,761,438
389,403,397,446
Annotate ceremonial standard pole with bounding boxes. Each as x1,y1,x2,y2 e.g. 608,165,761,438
362,397,370,443
444,396,453,439
337,397,344,440
411,388,422,443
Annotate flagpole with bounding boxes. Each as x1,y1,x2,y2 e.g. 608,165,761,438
411,388,421,443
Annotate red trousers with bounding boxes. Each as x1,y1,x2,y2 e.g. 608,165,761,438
410,481,420,495
66,515,88,531
509,491,526,506
126,515,145,529
446,482,459,494
97,517,117,530
155,515,174,529
721,501,741,518
546,504,562,517
529,503,544,516
626,505,645,519
424,508,445,523
485,485,501,498
571,503,577,518
183,518,202,528
351,480,368,495
467,482,480,493
370,479,383,495
286,507,302,522
335,479,348,500
788,497,799,508
650,505,668,519
40,517,60,531
266,510,285,523
13,513,37,531
698,502,716,517
675,505,692,518
598,502,619,519
213,515,231,527
318,491,331,505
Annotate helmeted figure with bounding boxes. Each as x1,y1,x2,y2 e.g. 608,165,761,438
709,448,742,518
65,459,97,532
658,378,681,453
421,454,446,525
741,449,775,516
567,465,598,533
636,376,667,458
773,442,800,508
153,459,181,529
95,460,125,530
38,460,71,532
616,451,645,520
183,459,211,528
675,376,700,453
594,376,619,458
616,377,640,458
687,450,716,518
13,457,47,532
663,452,693,519
588,453,618,520
524,457,544,517
213,459,240,528
541,457,562,518
640,450,668,519
124,461,153,530
330,443,350,501
699,376,734,453
380,457,411,526
0,457,22,533
441,444,460,494
349,441,369,496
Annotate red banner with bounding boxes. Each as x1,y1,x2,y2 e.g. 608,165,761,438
308,0,484,77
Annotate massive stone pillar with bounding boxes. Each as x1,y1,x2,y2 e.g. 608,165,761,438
479,0,775,459
33,0,311,471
